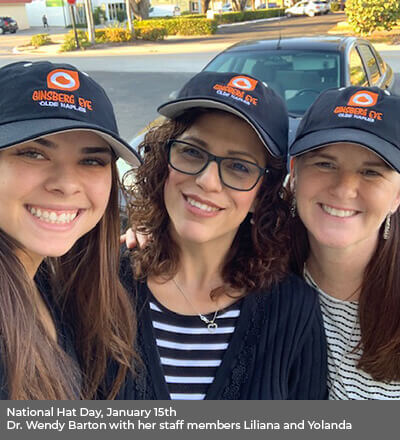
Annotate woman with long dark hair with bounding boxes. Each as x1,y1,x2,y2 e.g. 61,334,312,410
119,71,327,399
289,86,400,399
0,61,141,399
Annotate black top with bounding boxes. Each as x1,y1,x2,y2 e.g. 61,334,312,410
117,255,328,400
0,267,79,400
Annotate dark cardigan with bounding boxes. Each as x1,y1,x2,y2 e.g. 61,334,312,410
117,255,328,400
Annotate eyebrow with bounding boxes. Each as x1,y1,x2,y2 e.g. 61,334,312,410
179,135,260,163
308,152,390,169
34,139,112,155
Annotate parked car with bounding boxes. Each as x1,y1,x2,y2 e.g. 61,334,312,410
221,3,233,11
0,16,18,34
285,0,330,17
148,5,181,17
202,36,394,142
124,35,395,179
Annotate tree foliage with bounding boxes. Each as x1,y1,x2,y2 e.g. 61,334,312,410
346,0,400,35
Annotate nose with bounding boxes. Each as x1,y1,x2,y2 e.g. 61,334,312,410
328,171,359,200
44,163,83,196
195,161,223,192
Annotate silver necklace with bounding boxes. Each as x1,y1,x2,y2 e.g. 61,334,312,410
172,278,219,333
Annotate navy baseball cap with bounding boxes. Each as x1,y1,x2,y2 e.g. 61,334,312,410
157,71,288,158
0,61,141,166
290,86,400,172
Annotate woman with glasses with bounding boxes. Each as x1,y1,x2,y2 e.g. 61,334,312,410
117,71,327,400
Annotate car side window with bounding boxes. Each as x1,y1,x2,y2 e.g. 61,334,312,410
373,48,386,74
349,48,368,86
358,44,381,85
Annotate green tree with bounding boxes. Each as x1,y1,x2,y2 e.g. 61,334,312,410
346,0,400,35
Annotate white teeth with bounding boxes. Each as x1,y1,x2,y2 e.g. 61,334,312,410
28,207,79,224
321,204,357,218
186,197,220,212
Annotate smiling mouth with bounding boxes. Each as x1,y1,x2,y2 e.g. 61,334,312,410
320,204,359,218
184,196,222,213
26,205,81,225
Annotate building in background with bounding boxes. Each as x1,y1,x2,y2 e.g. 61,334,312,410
0,0,31,29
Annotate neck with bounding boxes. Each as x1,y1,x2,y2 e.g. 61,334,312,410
306,234,378,301
148,229,238,315
15,249,43,280
174,240,227,297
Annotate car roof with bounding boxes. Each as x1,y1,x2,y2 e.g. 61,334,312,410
221,36,360,53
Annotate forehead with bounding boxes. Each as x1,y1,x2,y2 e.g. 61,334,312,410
305,142,387,164
184,111,267,160
3,130,111,152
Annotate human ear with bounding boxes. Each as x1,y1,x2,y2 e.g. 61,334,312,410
390,186,400,214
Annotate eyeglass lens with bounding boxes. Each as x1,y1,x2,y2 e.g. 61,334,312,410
169,140,263,191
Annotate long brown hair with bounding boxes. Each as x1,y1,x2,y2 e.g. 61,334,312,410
125,109,291,296
290,185,400,382
0,160,137,399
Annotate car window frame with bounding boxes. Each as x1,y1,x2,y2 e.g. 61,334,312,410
356,43,382,86
347,44,369,87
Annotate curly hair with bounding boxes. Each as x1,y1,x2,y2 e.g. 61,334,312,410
124,109,291,297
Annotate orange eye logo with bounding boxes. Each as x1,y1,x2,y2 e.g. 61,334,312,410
227,76,258,91
47,69,80,91
347,90,378,107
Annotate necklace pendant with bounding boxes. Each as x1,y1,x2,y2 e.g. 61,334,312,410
207,322,218,333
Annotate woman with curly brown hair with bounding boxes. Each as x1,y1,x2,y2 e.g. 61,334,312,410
119,71,327,400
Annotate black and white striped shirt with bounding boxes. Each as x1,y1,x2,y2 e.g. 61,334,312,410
149,293,241,400
304,269,400,400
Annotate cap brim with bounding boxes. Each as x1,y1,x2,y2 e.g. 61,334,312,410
158,98,281,157
0,119,141,167
290,128,400,172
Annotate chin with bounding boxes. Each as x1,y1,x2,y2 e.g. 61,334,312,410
313,232,357,249
30,242,76,259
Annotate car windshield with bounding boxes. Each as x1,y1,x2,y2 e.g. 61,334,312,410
204,50,341,116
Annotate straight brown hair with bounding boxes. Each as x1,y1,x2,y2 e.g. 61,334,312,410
0,161,137,399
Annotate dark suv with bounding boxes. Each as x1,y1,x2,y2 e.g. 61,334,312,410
0,17,18,34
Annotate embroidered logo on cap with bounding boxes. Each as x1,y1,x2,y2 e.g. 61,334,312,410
47,69,80,91
334,89,383,123
347,90,379,107
32,68,93,113
227,76,258,91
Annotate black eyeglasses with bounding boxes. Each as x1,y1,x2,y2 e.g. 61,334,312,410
167,139,270,191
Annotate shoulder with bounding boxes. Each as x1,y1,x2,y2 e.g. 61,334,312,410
119,250,137,290
248,273,322,335
252,273,319,312
276,272,320,308
119,250,148,306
